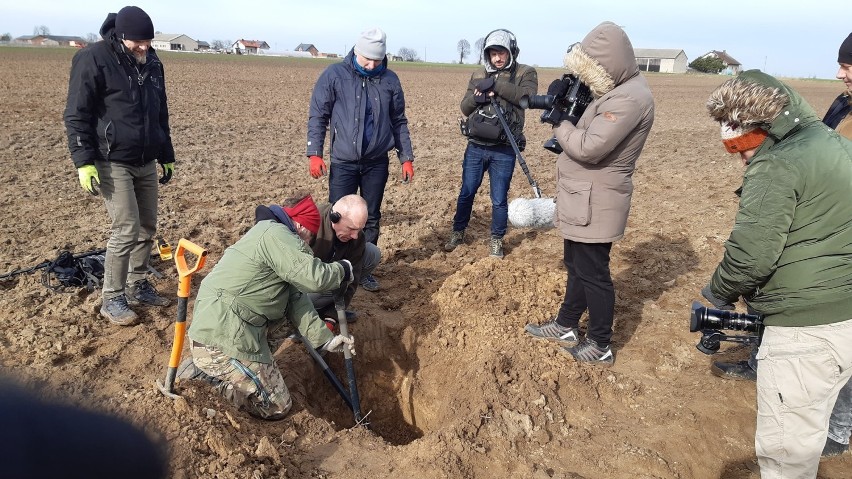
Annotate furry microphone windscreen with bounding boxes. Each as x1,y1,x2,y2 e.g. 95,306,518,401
508,197,555,229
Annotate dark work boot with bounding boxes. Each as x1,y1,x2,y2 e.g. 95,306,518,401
822,437,849,457
126,279,171,307
711,360,757,381
100,295,138,326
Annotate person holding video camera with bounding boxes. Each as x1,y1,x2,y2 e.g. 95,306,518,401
701,70,852,477
445,28,538,258
524,22,654,365
710,32,852,459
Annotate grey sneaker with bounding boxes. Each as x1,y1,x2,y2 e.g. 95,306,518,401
100,295,138,326
565,338,614,366
525,318,579,346
360,274,380,292
489,236,504,258
126,279,171,306
444,230,465,252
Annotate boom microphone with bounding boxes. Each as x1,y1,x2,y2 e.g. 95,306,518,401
508,197,555,229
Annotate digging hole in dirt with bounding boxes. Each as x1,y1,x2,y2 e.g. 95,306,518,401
281,319,432,446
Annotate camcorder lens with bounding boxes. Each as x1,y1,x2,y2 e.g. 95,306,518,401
519,94,555,110
689,302,763,333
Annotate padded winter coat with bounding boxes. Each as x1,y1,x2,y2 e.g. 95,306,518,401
188,220,343,363
306,50,414,165
552,22,655,243
708,70,852,327
460,63,538,146
64,13,174,168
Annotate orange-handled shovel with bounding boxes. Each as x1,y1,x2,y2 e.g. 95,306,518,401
156,239,208,399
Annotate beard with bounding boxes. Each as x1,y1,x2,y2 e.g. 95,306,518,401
133,51,148,65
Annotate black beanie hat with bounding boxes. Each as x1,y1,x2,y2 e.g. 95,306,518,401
115,6,154,41
839,32,852,65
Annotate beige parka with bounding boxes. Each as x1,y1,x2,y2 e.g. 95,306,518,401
553,21,655,242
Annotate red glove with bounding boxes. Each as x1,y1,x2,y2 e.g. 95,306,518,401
401,161,414,182
309,156,327,178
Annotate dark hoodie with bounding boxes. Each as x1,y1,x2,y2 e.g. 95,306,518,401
63,13,174,168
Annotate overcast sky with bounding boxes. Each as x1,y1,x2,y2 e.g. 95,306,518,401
2,0,848,79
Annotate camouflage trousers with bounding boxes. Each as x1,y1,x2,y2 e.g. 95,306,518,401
189,341,292,420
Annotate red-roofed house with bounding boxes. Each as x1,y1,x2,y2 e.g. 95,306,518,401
700,50,743,75
232,39,270,55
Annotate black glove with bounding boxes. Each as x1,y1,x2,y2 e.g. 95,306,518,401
476,76,495,93
474,92,489,104
701,284,735,311
547,77,570,98
337,259,353,283
159,162,174,185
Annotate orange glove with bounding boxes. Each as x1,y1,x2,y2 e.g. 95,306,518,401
309,155,327,178
401,161,414,182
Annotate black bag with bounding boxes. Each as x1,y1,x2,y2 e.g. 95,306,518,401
41,251,106,291
466,104,506,142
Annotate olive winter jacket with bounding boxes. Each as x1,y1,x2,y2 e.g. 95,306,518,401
188,220,343,363
709,71,852,327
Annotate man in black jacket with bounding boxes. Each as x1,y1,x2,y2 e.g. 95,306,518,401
64,6,175,326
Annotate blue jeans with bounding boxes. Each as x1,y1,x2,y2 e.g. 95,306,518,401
451,142,515,237
828,377,852,445
328,158,389,246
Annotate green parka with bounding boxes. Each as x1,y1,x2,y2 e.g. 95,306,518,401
708,70,852,326
188,220,343,363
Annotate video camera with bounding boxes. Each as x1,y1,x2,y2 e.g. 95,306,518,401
689,301,763,355
520,74,593,154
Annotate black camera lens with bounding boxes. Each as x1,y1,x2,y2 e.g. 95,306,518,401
690,302,763,333
520,94,555,110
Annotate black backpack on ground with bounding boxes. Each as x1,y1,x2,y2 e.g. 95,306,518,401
41,251,106,291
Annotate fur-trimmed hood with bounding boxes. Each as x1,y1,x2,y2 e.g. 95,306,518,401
706,70,820,144
563,21,638,98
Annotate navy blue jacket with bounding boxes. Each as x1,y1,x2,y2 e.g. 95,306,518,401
823,92,851,129
64,13,175,168
306,50,414,164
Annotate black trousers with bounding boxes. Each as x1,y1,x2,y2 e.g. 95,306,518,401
556,240,614,346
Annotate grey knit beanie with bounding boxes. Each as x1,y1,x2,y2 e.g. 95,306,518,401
354,27,387,60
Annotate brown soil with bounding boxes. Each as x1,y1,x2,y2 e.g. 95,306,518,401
1,47,849,479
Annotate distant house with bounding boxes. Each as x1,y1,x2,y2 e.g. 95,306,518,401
295,43,319,56
390,55,403,62
232,39,270,55
197,40,210,51
634,48,688,73
152,34,198,52
700,50,743,75
15,35,87,48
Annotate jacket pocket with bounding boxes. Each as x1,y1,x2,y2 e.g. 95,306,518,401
558,178,592,226
231,301,269,328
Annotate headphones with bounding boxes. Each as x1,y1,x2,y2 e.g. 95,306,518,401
330,210,341,223
483,29,519,58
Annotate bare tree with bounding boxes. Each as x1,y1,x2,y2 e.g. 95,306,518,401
1,33,11,42
397,47,420,62
33,25,50,36
457,39,470,64
84,33,99,43
474,37,485,64
211,39,226,51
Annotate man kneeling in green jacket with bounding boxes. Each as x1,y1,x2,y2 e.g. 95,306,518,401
181,195,354,420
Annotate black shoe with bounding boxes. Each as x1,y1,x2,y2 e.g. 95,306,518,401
822,437,849,457
126,279,171,306
711,360,757,381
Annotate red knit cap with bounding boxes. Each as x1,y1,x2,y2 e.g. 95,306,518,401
720,123,768,154
283,195,321,235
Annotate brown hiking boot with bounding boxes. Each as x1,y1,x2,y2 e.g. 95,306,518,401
100,295,138,326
